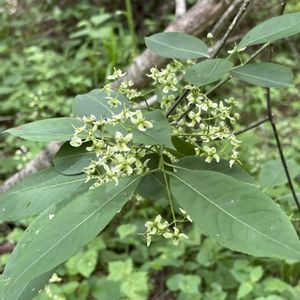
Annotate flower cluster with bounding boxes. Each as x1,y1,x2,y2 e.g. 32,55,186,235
144,211,191,246
147,60,185,110
105,68,141,100
70,114,152,188
70,80,156,188
145,61,241,167
169,85,241,166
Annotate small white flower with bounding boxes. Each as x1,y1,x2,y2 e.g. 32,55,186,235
70,136,82,147
207,32,213,39
179,208,192,222
203,146,220,163
107,68,126,81
187,111,201,127
48,214,55,220
130,110,153,132
107,97,121,108
114,131,133,152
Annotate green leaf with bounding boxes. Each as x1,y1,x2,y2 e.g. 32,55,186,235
166,274,201,294
131,110,174,148
2,176,141,292
169,169,300,260
4,117,82,142
249,266,263,283
53,142,96,175
65,249,98,278
231,63,294,88
172,137,196,156
196,239,221,267
0,168,86,222
178,292,201,300
185,59,233,86
263,278,288,293
108,259,133,281
145,32,209,59
72,89,129,119
2,271,53,300
117,224,138,239
136,171,166,200
259,159,300,190
176,156,258,187
238,12,300,48
90,278,121,300
135,153,166,200
120,272,149,299
237,281,253,299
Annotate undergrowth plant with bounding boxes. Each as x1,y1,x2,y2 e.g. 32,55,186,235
1,5,300,299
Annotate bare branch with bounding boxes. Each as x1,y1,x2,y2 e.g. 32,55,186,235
235,117,269,135
264,0,300,211
211,0,244,36
212,0,250,57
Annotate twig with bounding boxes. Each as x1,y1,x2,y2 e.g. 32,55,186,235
244,42,270,64
166,0,250,118
264,0,300,210
211,0,244,36
212,0,250,57
235,117,269,135
166,90,189,118
265,88,300,210
278,0,287,15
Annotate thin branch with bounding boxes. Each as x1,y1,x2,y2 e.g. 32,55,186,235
235,117,269,135
279,0,287,15
244,42,270,64
211,0,244,36
212,0,250,57
166,90,189,118
264,0,300,211
0,241,14,255
266,89,300,210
